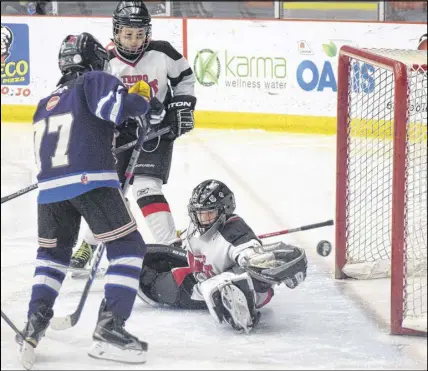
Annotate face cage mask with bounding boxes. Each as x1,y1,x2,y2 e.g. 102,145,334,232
59,53,110,75
189,205,224,235
113,23,152,57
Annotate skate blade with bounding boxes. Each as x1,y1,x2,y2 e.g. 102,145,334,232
17,340,36,370
88,340,147,364
68,267,106,279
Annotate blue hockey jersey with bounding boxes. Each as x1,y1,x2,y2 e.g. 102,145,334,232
33,71,150,204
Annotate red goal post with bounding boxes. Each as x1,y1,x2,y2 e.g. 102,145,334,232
335,46,427,336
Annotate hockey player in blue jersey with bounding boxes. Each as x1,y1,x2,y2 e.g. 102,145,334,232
17,32,165,366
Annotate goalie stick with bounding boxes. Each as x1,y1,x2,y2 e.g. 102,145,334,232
49,125,170,331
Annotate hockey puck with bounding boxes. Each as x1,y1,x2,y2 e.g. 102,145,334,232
316,240,332,257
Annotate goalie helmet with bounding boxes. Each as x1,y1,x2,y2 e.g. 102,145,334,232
113,1,152,58
188,179,236,235
58,33,110,76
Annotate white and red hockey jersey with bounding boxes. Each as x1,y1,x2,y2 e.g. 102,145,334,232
173,215,262,301
107,40,195,104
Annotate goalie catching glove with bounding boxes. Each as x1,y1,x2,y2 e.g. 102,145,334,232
238,242,308,288
164,95,197,139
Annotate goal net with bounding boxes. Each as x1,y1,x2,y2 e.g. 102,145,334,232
335,46,427,336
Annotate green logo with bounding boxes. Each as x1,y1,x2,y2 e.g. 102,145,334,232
194,49,287,91
322,41,337,57
193,49,221,87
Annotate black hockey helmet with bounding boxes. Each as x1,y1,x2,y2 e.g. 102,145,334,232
188,180,236,234
58,32,109,75
113,1,152,57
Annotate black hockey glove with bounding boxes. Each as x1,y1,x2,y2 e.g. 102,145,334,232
134,96,166,134
164,95,197,140
148,96,166,126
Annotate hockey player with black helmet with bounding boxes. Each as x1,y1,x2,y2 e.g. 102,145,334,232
71,1,197,270
15,32,167,368
138,180,308,333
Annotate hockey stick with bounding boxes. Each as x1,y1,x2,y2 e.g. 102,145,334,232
1,183,38,204
50,125,170,331
178,219,334,241
1,309,26,340
1,309,36,369
0,132,161,205
257,219,334,239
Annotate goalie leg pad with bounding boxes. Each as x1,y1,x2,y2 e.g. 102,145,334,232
202,272,260,333
220,284,255,333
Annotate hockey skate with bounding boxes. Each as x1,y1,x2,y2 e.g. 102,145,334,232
88,299,148,364
69,241,97,277
219,282,260,334
15,305,53,370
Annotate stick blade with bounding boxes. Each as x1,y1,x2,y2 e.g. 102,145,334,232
50,315,73,331
18,340,36,370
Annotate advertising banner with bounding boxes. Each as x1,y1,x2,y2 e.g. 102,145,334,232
1,23,31,99
187,19,426,117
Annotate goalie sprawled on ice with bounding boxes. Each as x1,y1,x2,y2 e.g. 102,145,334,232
138,179,308,333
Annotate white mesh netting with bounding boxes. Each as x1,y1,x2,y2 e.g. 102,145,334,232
341,49,427,332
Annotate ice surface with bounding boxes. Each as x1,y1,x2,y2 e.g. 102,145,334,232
1,123,426,370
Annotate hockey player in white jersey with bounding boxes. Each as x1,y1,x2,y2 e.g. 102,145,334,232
71,0,197,269
138,180,308,333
